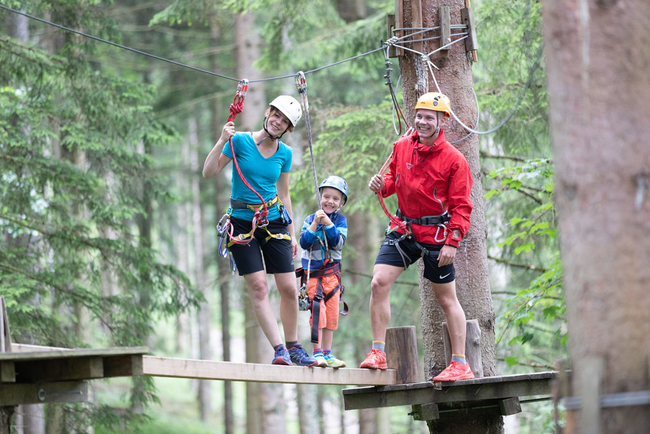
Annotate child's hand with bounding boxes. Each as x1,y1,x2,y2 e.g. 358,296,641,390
314,209,326,224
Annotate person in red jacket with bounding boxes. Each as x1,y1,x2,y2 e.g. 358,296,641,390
360,92,474,382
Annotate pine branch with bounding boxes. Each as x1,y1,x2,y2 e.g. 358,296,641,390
488,255,547,272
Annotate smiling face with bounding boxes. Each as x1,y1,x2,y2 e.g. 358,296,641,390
266,108,292,135
414,108,446,140
320,187,344,214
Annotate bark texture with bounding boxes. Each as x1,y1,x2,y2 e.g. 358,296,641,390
399,0,499,432
542,1,650,433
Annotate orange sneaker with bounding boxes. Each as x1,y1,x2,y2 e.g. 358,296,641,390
432,361,474,382
359,349,387,370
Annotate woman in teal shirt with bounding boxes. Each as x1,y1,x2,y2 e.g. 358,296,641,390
203,95,317,367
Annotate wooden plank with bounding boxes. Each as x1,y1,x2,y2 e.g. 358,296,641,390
1,297,11,353
11,344,69,353
412,403,439,420
104,354,143,377
0,361,15,383
439,6,451,50
386,326,420,383
343,372,556,410
142,356,397,386
498,397,522,415
411,0,423,55
394,0,403,56
0,346,148,362
580,357,604,434
17,356,104,383
0,381,88,406
461,5,479,62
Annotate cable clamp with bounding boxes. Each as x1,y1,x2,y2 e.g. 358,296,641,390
385,36,399,47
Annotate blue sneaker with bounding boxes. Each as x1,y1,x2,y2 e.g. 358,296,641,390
272,345,291,365
288,344,318,367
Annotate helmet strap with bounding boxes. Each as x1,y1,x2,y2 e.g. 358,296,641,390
262,116,288,142
432,111,441,138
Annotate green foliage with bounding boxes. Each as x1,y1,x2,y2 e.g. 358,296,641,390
1,2,203,428
292,99,402,215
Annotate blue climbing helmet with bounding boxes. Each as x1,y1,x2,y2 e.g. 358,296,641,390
319,176,349,205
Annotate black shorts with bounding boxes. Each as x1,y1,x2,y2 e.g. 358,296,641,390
375,232,455,284
228,216,294,276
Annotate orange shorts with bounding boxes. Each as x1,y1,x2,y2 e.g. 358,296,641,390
307,274,341,330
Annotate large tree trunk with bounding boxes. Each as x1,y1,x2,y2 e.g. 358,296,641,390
234,11,287,434
399,1,499,432
542,1,650,433
189,117,212,422
207,19,235,434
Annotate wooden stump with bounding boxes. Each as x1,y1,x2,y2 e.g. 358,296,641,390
442,319,483,377
386,326,420,384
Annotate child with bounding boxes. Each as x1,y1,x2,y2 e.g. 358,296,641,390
299,176,349,368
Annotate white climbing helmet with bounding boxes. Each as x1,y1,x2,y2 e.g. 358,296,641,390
269,95,302,127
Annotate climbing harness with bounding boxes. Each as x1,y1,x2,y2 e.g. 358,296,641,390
216,80,293,271
296,262,349,344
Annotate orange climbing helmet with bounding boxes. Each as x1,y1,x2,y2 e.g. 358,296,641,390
415,92,451,118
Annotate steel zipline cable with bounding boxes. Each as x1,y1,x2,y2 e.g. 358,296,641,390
0,3,541,138
0,4,384,83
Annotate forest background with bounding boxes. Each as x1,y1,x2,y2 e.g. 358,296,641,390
0,0,564,433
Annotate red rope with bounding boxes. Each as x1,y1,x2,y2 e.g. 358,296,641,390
226,80,270,226
376,152,410,236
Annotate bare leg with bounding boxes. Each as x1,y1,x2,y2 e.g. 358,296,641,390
274,271,299,343
321,328,334,351
244,271,282,347
431,280,466,356
369,264,404,342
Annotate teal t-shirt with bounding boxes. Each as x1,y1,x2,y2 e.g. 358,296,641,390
222,132,292,221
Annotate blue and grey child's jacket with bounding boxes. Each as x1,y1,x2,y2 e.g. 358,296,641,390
299,212,348,271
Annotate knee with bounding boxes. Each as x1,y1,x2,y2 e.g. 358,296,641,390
247,281,269,301
370,275,391,299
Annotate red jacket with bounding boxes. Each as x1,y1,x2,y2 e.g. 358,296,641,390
381,130,473,247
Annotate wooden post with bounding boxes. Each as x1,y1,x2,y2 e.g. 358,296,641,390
441,319,483,377
0,297,15,434
386,326,420,383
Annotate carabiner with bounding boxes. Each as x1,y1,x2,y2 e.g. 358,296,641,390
234,78,249,104
434,224,447,243
294,71,307,94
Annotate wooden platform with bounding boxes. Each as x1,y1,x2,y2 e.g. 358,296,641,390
4,344,397,387
342,371,556,420
142,356,396,385
0,346,148,406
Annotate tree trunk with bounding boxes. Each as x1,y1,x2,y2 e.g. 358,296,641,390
234,10,289,434
542,1,650,433
399,1,499,432
209,19,235,433
189,117,212,422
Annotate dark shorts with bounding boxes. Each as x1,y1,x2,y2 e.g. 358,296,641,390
375,232,455,284
228,216,294,276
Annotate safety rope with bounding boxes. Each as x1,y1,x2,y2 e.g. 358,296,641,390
382,46,409,136
295,72,331,291
375,151,411,238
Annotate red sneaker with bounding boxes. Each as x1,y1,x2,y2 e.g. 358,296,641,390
433,361,474,382
359,349,387,370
